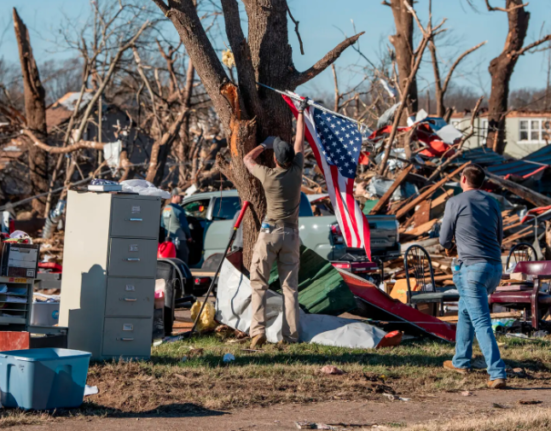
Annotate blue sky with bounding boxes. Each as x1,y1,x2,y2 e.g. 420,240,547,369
2,0,551,97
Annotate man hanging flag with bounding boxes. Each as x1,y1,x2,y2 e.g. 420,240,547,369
282,94,371,260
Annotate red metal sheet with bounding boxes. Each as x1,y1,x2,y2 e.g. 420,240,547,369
339,270,456,342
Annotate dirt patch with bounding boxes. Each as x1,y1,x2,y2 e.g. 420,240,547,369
12,389,551,431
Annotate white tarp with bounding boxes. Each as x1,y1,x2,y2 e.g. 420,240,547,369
215,258,386,348
407,109,463,144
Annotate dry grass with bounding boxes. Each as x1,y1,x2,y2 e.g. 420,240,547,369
403,406,551,431
0,335,549,427
81,334,551,412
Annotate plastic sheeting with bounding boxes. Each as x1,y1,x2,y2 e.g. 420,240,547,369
120,179,170,199
215,257,386,348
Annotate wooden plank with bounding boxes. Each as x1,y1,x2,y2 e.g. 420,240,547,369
413,200,432,227
401,219,438,238
430,190,454,209
503,226,535,245
396,162,471,220
370,165,414,214
486,171,551,208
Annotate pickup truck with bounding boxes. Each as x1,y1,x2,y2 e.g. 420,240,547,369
181,190,400,269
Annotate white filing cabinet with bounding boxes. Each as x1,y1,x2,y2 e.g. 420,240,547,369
59,191,161,360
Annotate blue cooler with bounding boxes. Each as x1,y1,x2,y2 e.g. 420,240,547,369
0,348,91,410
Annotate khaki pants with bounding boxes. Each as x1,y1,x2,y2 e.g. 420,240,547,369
249,226,300,342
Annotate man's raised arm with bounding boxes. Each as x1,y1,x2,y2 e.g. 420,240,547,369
294,99,308,156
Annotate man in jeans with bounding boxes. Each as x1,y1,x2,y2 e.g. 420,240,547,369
440,164,507,389
243,99,307,348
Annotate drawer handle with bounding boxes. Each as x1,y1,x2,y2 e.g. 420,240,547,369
119,337,134,342
126,258,141,262
123,298,137,302
129,218,143,222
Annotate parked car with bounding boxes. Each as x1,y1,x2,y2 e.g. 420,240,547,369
181,190,400,269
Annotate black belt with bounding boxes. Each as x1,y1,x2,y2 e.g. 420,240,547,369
263,220,298,229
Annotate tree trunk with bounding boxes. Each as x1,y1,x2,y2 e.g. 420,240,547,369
158,0,361,269
388,0,418,117
487,0,529,155
13,8,49,215
428,41,445,117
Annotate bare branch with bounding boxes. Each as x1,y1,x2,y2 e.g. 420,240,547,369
151,0,169,15
485,0,529,12
331,64,340,112
286,4,305,55
23,129,104,153
293,32,364,87
442,41,487,94
515,34,551,56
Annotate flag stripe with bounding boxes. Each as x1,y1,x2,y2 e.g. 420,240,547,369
283,95,371,260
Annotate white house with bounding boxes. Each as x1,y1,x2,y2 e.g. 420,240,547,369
450,111,551,159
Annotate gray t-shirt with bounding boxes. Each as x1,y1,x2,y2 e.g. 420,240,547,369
439,190,503,266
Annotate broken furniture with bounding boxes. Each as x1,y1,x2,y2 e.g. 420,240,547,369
505,242,537,272
489,261,551,330
59,191,161,360
403,245,459,316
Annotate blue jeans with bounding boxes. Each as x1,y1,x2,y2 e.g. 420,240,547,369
452,262,507,380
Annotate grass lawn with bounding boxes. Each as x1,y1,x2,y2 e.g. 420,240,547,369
1,334,550,427
85,333,551,413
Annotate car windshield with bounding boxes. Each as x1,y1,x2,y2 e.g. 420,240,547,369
211,197,241,220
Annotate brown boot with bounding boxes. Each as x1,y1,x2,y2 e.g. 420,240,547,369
488,378,507,389
443,360,471,375
250,334,267,349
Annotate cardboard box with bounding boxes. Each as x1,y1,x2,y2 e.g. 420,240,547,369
0,243,40,278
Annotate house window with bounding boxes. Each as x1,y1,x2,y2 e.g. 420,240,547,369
519,119,551,143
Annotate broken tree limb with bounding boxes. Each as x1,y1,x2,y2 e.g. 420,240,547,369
486,171,551,208
23,129,104,153
370,165,414,215
292,32,365,87
396,162,471,220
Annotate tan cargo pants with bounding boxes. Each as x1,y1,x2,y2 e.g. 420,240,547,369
249,226,301,342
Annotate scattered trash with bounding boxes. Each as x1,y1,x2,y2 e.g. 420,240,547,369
222,353,235,363
461,391,474,397
506,333,530,339
320,365,345,375
241,349,263,353
84,385,98,397
532,330,549,338
188,347,204,358
383,393,409,402
181,356,187,363
295,422,317,430
518,400,542,405
492,403,506,409
191,301,217,333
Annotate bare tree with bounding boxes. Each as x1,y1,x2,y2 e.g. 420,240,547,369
482,0,551,154
383,0,418,117
428,20,486,119
152,0,363,268
12,8,49,215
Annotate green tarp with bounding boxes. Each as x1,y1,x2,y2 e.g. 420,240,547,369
268,246,356,316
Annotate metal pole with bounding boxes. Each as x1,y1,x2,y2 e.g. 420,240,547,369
257,82,367,127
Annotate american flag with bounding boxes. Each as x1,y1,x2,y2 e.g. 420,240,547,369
283,95,371,260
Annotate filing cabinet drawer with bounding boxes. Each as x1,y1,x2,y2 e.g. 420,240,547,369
105,277,154,317
102,317,152,357
110,197,160,239
108,238,157,278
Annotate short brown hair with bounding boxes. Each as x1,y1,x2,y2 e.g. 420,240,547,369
462,164,485,189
